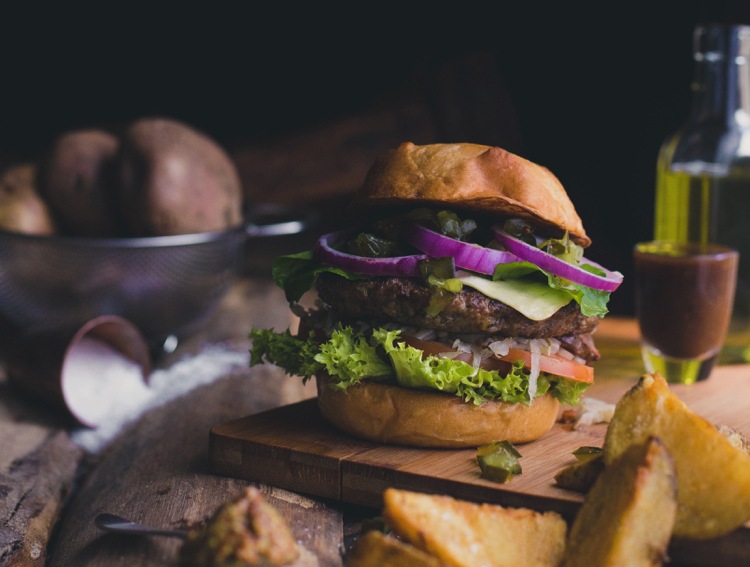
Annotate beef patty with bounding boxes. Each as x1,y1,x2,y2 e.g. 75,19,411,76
315,273,601,339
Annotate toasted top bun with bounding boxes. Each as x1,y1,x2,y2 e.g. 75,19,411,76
352,142,591,247
316,374,560,448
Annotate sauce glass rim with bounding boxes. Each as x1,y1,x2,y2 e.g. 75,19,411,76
634,240,738,260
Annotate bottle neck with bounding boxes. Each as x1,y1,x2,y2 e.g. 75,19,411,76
688,24,750,128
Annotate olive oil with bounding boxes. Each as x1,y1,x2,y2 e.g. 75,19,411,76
654,164,750,362
653,23,750,363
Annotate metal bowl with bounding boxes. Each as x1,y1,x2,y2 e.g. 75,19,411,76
0,204,316,351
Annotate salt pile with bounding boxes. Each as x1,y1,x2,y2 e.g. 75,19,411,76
62,336,150,428
66,337,249,454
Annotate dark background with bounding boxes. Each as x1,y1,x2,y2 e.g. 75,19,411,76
2,4,750,316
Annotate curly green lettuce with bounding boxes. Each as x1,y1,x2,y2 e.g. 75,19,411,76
248,326,589,406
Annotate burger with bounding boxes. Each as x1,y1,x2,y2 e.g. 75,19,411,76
249,142,622,448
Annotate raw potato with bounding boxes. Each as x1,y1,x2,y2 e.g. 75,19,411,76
382,488,567,567
116,117,243,236
0,163,57,235
603,372,750,539
348,530,447,567
560,436,677,567
38,129,121,236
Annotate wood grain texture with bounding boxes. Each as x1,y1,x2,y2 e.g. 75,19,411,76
210,397,612,517
0,379,85,567
210,318,750,566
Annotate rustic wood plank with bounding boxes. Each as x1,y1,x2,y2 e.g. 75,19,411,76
0,379,85,567
210,400,375,501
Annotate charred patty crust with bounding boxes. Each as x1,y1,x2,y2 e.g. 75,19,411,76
315,273,601,339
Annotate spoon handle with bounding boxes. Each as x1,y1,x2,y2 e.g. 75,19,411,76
95,513,189,539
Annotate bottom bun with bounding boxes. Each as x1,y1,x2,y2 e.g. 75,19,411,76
315,374,561,448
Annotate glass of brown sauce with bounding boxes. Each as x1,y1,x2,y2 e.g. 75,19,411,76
634,241,738,384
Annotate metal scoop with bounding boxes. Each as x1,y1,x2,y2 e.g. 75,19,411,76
95,513,188,539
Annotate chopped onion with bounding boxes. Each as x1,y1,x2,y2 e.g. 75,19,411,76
493,228,624,292
558,348,575,360
452,339,472,353
529,352,540,400
404,223,520,275
488,338,513,357
542,338,561,356
314,230,427,277
528,339,546,399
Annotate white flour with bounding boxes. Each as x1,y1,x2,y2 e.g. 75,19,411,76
67,337,249,454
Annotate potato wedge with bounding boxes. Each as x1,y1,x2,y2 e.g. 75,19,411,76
603,372,750,539
717,424,750,455
554,452,605,493
556,421,750,495
382,488,566,567
561,436,677,567
348,530,447,567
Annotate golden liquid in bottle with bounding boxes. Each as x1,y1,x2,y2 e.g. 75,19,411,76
654,162,750,362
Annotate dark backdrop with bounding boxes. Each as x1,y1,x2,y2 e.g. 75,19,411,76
1,4,749,316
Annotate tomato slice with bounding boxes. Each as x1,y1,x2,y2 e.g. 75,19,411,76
401,336,593,384
499,348,593,383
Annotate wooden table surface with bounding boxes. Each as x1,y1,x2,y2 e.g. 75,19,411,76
0,272,334,567
0,258,732,566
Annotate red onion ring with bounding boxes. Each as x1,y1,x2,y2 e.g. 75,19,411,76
314,230,427,276
403,223,520,275
493,228,624,292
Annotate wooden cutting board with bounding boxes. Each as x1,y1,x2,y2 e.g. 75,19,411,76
209,319,750,566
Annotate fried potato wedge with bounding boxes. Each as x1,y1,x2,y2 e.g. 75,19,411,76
382,488,567,567
717,424,750,455
561,436,677,567
603,372,750,539
348,530,447,567
554,452,605,493
556,421,750,495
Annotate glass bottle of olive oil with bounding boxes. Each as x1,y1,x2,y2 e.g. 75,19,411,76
654,23,750,363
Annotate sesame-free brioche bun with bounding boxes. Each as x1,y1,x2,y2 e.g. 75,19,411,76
315,373,561,448
351,142,591,247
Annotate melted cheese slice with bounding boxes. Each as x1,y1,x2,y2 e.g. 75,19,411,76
456,273,571,321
